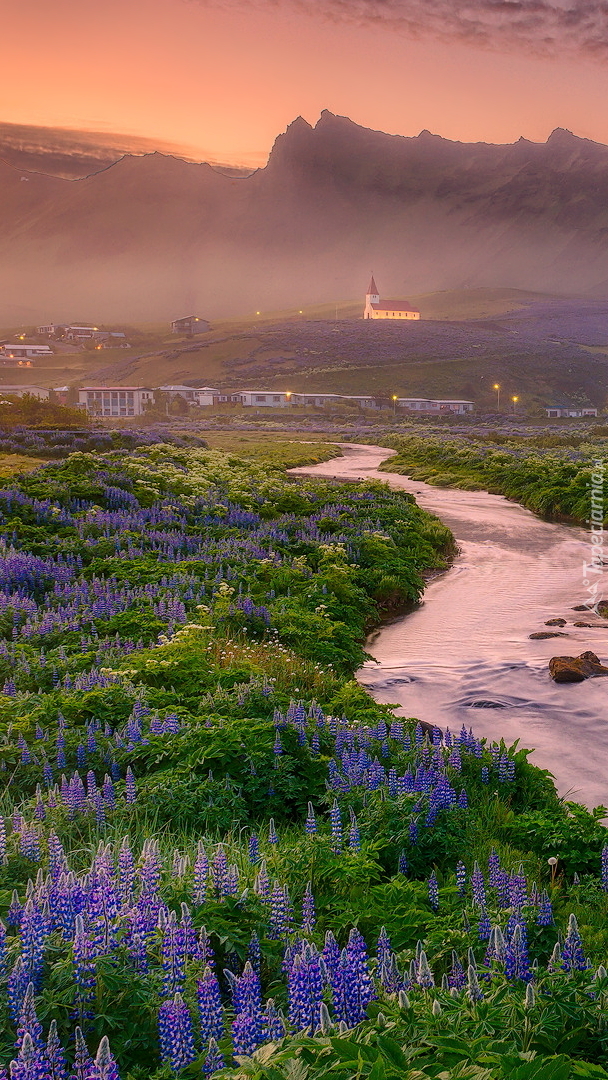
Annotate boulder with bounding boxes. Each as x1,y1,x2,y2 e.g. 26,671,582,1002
549,651,608,682
530,631,569,639
573,621,608,628
545,618,567,626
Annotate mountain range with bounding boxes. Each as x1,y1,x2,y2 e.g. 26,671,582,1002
3,111,608,324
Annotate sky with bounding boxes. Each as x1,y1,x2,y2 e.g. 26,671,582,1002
5,0,608,166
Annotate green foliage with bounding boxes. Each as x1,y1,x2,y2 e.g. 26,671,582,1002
383,434,607,525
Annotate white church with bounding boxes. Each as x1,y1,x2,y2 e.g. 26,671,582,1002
364,275,420,320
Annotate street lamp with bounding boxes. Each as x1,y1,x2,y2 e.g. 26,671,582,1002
493,383,501,410
392,394,398,416
512,395,519,414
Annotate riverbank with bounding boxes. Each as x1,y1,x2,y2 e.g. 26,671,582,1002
378,431,607,526
294,444,608,809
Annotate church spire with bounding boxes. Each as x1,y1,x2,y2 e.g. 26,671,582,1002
367,274,378,297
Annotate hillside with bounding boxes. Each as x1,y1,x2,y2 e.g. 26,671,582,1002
5,113,608,322
4,289,608,410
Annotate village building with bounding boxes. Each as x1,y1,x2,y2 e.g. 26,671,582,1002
37,324,65,336
397,397,474,414
230,391,291,407
0,343,52,359
545,405,598,418
157,385,220,406
364,276,420,320
0,386,50,400
78,387,153,417
170,316,210,335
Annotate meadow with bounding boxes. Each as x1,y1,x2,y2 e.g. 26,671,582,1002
0,444,607,1079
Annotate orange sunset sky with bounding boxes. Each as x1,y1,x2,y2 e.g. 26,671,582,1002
5,0,608,165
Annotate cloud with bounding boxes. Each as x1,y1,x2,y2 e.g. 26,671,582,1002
192,0,608,59
0,121,258,177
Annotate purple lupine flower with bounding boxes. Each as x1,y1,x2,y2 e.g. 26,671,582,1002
302,882,316,935
73,914,96,1019
268,881,288,939
263,999,285,1042
480,766,489,783
161,911,186,997
248,834,260,864
477,909,492,941
601,846,608,892
467,964,484,1003
398,850,408,875
305,802,317,835
85,1036,120,1080
448,952,466,990
509,864,528,909
8,1032,44,1080
416,950,435,990
7,958,29,1022
487,848,501,886
534,889,553,928
248,931,261,973
348,812,361,852
210,845,227,895
471,862,486,909
455,861,467,897
330,800,342,854
45,1021,68,1080
16,983,43,1057
268,818,278,845
202,1038,224,1076
158,994,197,1073
427,871,439,912
505,924,531,983
230,962,264,1056
346,928,376,1018
117,837,134,904
193,841,208,905
562,914,589,972
288,945,323,1031
124,768,136,804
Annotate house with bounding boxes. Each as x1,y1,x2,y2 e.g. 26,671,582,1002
290,393,380,409
37,324,65,336
78,387,153,417
364,276,420,321
397,397,474,414
64,326,101,341
545,406,598,418
52,386,70,405
0,386,50,400
170,316,210,335
157,384,220,406
0,343,52,358
230,391,292,407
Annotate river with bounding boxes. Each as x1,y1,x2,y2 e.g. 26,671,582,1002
292,443,608,809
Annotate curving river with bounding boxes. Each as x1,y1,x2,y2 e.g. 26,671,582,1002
292,443,608,809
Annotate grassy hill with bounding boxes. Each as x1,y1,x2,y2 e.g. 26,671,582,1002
2,288,606,411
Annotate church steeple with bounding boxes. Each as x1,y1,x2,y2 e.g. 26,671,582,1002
367,274,379,298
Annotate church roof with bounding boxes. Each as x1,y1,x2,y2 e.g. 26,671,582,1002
370,301,420,313
366,275,379,296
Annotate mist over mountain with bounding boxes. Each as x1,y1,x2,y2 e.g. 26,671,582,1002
3,111,608,324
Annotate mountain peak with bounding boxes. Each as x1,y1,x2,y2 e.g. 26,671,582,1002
547,127,579,145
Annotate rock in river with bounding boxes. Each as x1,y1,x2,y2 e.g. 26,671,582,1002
530,631,569,639
549,651,608,682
